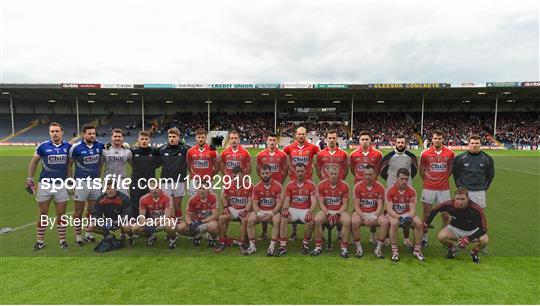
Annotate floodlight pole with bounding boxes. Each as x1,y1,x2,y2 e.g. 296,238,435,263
350,94,354,139
420,93,425,139
9,94,15,135
76,97,80,134
207,97,211,133
274,96,277,134
493,93,499,138
141,96,145,130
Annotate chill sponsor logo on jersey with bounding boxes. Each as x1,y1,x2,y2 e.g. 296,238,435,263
230,196,248,207
324,196,342,206
356,164,367,171
259,197,275,207
430,162,447,172
197,210,212,220
83,154,100,164
292,156,309,165
47,154,67,164
392,202,408,214
267,163,279,172
292,195,309,203
225,160,241,169
107,155,125,162
193,159,210,169
149,209,165,218
360,199,377,208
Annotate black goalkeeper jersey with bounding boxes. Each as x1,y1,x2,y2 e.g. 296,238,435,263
426,200,487,240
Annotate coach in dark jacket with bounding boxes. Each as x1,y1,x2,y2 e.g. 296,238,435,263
452,135,494,208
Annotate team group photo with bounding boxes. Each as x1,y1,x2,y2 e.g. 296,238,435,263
0,0,538,305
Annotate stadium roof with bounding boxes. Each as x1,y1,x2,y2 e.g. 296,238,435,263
1,82,539,103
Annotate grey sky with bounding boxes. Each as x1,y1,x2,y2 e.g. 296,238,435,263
0,0,538,83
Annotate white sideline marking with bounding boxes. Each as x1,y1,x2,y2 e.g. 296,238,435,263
1,211,74,234
495,167,539,176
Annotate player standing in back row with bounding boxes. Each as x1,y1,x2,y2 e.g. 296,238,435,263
186,128,220,196
102,128,132,197
26,122,72,250
420,130,455,247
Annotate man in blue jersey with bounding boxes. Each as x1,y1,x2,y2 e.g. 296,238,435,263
68,124,105,246
26,122,72,250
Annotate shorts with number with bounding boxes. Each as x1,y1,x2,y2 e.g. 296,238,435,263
289,208,309,223
162,181,186,198
446,225,479,239
73,183,101,201
421,189,451,205
468,191,486,208
36,182,69,203
229,207,245,220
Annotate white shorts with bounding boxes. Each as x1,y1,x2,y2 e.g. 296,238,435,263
289,207,309,223
229,207,246,220
162,181,186,198
421,189,451,205
362,212,378,223
468,191,486,208
194,223,209,234
73,183,101,201
36,182,69,203
446,225,479,239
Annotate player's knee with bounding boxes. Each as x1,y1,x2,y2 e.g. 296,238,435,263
479,234,489,244
437,230,448,242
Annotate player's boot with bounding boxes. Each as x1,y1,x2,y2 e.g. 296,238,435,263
309,248,322,256
301,243,310,255
471,251,480,264
391,252,399,262
168,237,177,249
413,250,425,262
275,246,287,256
355,248,363,258
192,237,201,246
128,237,135,247
76,239,84,247
84,233,96,244
32,241,45,251
215,243,227,253
266,247,275,257
146,234,157,246
340,248,349,259
207,238,217,248
446,246,457,259
421,239,429,248
244,245,257,255
369,235,377,246
374,249,385,259
59,240,69,249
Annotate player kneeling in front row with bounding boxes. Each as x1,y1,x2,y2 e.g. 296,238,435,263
424,188,488,263
386,168,425,262
131,187,181,248
246,164,283,255
216,166,253,253
87,182,133,252
277,163,317,256
177,184,219,248
311,165,351,258
351,165,389,259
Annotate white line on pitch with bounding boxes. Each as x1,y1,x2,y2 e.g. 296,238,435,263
495,167,540,176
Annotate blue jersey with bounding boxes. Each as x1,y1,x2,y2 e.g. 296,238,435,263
69,140,105,179
35,140,72,182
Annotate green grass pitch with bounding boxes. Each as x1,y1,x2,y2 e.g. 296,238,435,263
1,146,539,304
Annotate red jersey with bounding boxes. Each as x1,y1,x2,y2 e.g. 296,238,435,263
353,181,385,213
349,147,383,183
139,191,172,218
386,184,417,215
283,141,319,181
317,179,349,211
187,193,217,221
252,179,283,211
316,147,348,180
285,180,317,210
420,146,455,190
187,144,219,179
220,145,251,177
256,148,288,183
223,182,253,210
